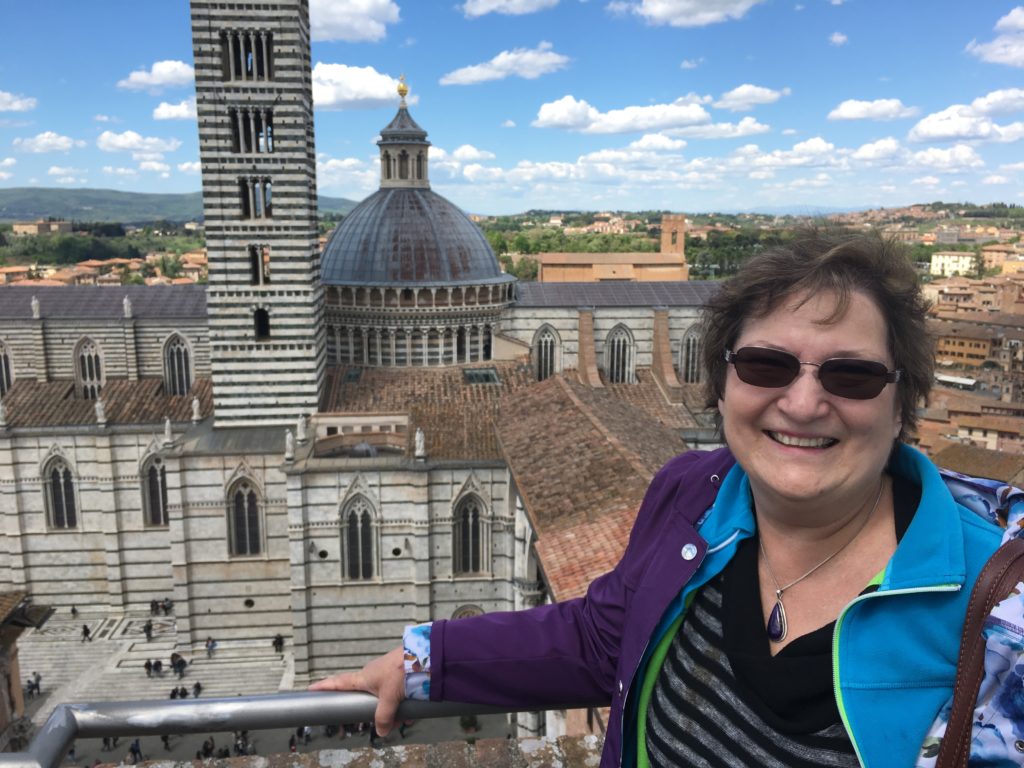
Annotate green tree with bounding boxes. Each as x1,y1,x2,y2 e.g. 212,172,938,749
486,231,508,255
511,233,531,254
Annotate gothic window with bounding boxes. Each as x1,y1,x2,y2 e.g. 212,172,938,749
0,341,12,396
44,458,77,529
342,495,376,580
248,244,271,285
254,309,271,340
75,338,104,399
453,496,486,575
605,325,634,384
533,326,559,381
228,480,261,556
143,456,169,526
164,334,192,396
680,326,702,384
382,151,392,180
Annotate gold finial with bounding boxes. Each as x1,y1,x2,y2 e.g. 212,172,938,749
397,74,409,102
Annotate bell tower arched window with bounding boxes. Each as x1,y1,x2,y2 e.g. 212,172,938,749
44,458,77,529
341,495,376,581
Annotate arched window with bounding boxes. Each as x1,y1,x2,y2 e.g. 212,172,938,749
341,495,376,580
44,458,77,529
0,340,12,396
228,480,261,556
398,150,409,180
75,338,104,399
453,496,486,575
605,325,634,384
680,326,702,384
143,456,169,526
533,326,559,381
164,334,192,396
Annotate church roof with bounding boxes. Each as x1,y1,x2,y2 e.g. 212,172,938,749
320,188,512,287
378,105,428,144
515,280,718,307
1,376,212,428
0,285,207,320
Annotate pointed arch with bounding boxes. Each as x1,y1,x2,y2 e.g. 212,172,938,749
42,454,77,529
453,493,489,575
226,472,263,556
141,453,170,527
531,325,561,382
74,337,104,399
163,333,193,396
340,494,378,581
679,324,703,384
604,324,635,384
0,339,12,396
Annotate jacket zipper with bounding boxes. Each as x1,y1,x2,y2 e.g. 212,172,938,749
832,583,961,767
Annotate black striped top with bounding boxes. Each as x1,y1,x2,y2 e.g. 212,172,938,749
645,576,859,767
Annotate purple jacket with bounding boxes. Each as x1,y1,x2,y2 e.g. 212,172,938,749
429,448,737,768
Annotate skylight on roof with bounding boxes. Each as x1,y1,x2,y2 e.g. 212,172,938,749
463,367,500,385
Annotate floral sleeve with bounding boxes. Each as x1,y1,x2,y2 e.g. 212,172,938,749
403,622,432,701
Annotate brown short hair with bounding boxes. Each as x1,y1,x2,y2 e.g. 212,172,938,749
701,227,932,439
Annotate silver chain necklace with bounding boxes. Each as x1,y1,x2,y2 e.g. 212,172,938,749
759,482,884,643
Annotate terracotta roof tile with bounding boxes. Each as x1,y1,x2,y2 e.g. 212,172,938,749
933,443,1024,484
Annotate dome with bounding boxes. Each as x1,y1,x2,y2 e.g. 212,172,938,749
320,188,513,287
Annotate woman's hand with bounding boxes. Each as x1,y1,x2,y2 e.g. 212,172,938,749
309,646,406,736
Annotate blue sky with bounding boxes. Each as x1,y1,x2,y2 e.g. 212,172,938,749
1,0,1023,215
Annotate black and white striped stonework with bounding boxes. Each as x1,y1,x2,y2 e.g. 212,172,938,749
645,578,859,768
190,0,327,426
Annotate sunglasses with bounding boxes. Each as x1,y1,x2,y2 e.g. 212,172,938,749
724,346,901,400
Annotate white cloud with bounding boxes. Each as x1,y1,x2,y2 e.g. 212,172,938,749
680,57,703,69
969,87,1024,115
912,175,941,186
316,154,378,192
47,165,82,176
177,161,201,174
0,90,37,112
608,0,766,28
533,94,710,133
828,98,918,121
911,144,984,170
97,131,181,157
789,172,832,188
440,42,569,85
310,0,400,42
665,116,770,138
312,63,406,109
1001,161,1024,171
781,128,798,135
967,7,1024,68
102,166,138,176
13,131,84,153
452,145,496,161
851,137,902,162
54,176,84,185
982,174,1010,184
749,169,774,179
829,31,848,46
94,114,113,123
629,133,686,150
139,161,171,173
117,60,194,91
909,103,1024,143
461,0,558,16
0,158,15,168
502,119,516,128
0,172,11,181
153,98,197,120
713,84,790,112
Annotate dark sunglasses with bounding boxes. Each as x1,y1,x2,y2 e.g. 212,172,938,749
724,346,901,400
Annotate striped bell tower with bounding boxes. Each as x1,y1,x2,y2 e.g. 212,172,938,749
189,0,326,427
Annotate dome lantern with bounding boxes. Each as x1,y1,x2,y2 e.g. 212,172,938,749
378,77,430,190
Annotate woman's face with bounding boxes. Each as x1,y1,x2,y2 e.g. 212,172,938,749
718,289,902,512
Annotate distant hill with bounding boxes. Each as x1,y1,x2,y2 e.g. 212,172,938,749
0,188,358,224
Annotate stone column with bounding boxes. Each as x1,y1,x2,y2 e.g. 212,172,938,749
249,110,258,155
228,32,239,80
259,31,269,80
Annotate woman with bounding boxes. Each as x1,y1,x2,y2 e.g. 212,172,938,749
312,230,1005,767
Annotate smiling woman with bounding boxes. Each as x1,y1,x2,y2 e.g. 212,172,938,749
310,229,1017,768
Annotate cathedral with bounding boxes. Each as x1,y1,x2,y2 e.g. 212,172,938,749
0,0,713,711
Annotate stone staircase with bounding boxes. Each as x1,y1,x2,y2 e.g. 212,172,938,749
17,612,291,727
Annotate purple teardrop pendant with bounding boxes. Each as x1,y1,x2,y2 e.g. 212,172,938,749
767,597,787,642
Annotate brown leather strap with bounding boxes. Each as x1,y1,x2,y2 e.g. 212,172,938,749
936,537,1024,768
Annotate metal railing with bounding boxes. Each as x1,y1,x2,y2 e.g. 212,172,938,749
2,693,521,768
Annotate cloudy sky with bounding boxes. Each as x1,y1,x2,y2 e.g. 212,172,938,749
1,0,1023,214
